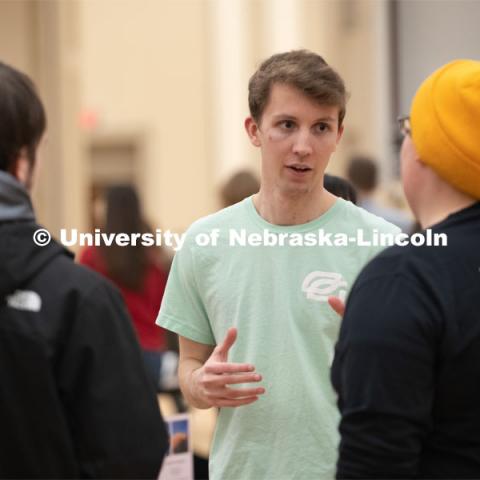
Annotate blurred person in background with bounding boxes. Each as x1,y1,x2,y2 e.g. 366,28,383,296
157,50,399,480
220,169,260,207
0,61,167,478
332,60,480,478
324,173,357,204
347,154,412,232
79,185,178,392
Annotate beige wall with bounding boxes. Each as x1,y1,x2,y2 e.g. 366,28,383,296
81,0,212,233
0,1,36,75
321,0,394,178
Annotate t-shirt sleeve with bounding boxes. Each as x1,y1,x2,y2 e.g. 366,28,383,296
331,267,441,478
156,233,215,345
365,221,402,264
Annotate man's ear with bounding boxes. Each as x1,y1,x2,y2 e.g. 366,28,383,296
9,148,32,189
336,124,344,145
245,117,261,147
330,124,344,153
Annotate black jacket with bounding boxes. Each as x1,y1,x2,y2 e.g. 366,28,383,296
0,173,168,478
332,202,480,479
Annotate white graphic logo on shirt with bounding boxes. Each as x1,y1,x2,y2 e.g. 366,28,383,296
302,271,347,303
6,290,42,312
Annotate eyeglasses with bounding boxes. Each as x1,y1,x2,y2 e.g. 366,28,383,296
397,115,411,137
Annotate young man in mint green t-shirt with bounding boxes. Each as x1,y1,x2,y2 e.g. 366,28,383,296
157,50,399,480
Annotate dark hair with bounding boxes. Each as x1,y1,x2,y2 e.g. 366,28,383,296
102,185,149,290
0,62,46,171
220,170,260,207
248,50,347,126
324,174,357,204
347,155,378,192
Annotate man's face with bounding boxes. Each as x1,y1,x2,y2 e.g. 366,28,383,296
246,83,343,198
400,134,422,217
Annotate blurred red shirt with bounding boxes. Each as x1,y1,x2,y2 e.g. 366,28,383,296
78,246,167,351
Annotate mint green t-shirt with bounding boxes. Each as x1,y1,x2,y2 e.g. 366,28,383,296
157,197,399,480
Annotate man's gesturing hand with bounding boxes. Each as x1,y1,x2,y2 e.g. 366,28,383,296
328,296,345,316
191,327,265,408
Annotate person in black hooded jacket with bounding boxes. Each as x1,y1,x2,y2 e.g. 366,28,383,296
330,60,480,478
0,63,168,477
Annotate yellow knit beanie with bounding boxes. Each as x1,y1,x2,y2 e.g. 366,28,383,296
411,59,480,199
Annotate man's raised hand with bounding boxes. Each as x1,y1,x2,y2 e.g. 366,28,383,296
191,327,265,408
328,296,345,316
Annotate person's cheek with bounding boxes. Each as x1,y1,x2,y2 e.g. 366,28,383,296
315,134,337,153
267,127,289,142
400,137,411,180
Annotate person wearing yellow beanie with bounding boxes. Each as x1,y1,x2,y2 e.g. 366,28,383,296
331,60,480,479
410,60,480,200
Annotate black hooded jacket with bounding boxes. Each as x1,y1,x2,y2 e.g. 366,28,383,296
332,202,480,478
0,172,168,478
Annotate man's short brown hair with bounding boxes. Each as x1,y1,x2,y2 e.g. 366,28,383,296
248,50,347,126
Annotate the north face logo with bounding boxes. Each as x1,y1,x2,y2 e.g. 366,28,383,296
302,271,347,302
6,290,42,312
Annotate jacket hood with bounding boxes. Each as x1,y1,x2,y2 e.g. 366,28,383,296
0,171,35,222
0,171,72,297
